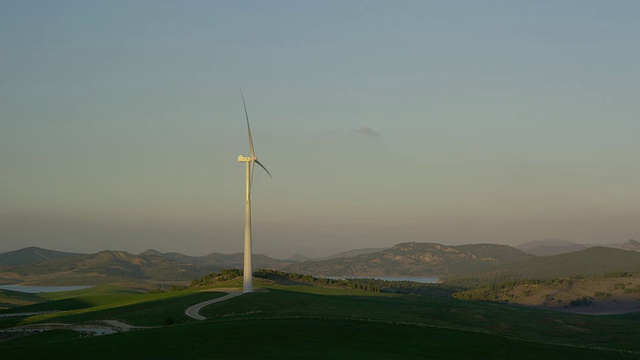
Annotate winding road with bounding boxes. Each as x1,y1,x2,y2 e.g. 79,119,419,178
2,291,244,338
185,291,243,320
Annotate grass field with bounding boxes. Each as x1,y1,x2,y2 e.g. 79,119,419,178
2,286,227,327
4,318,638,360
0,289,44,309
1,283,640,359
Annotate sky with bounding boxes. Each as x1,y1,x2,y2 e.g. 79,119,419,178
1,1,640,258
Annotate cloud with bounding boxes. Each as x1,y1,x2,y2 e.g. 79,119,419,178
324,127,382,140
355,127,382,139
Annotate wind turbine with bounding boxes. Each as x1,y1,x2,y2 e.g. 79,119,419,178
237,92,271,293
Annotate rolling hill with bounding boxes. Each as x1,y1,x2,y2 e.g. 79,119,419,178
138,249,292,270
320,247,389,260
515,239,586,256
0,247,85,266
446,246,640,287
0,247,294,285
282,242,535,277
622,239,640,252
8,250,206,283
2,283,640,359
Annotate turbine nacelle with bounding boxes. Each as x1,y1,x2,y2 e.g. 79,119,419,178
237,155,256,163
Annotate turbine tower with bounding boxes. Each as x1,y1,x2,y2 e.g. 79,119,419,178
237,92,271,293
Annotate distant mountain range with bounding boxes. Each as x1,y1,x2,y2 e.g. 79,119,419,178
2,240,639,285
515,239,636,256
515,240,587,256
447,246,640,287
284,247,388,262
0,247,294,285
138,249,291,269
282,242,534,277
8,250,206,281
286,254,313,262
319,247,389,260
0,247,85,266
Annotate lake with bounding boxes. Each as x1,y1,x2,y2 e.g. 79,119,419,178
328,276,439,283
0,285,93,293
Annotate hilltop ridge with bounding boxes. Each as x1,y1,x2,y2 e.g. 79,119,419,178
0,247,293,285
282,242,534,277
0,247,85,266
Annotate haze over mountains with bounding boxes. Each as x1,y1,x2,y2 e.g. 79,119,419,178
0,247,293,285
0,247,84,266
283,243,534,277
515,239,634,256
1,239,638,286
448,246,640,286
515,240,586,256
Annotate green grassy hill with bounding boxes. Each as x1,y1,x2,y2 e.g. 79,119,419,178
283,242,534,277
1,282,640,359
0,289,45,309
0,286,224,327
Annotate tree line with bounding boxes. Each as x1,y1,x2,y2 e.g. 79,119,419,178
189,268,454,294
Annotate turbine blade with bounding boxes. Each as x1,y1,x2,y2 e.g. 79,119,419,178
241,91,255,158
250,161,255,190
255,159,272,179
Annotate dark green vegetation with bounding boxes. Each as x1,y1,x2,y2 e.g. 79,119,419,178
1,283,640,359
453,278,577,303
256,269,460,296
443,248,640,310
450,272,640,311
0,289,44,308
191,269,457,296
191,269,244,287
283,242,534,277
5,318,639,360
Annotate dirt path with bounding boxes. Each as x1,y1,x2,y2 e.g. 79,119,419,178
3,319,155,337
101,319,149,331
4,322,117,335
185,291,243,320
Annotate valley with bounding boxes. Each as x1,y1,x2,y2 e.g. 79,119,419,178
2,242,640,358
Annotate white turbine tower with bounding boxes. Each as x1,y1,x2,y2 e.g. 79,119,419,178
237,92,271,294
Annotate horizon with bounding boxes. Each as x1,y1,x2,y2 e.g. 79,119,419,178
2,2,640,259
0,238,633,260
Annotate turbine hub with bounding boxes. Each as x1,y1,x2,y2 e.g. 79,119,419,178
237,155,255,162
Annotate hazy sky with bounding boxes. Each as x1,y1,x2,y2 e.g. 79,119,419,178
2,1,640,258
